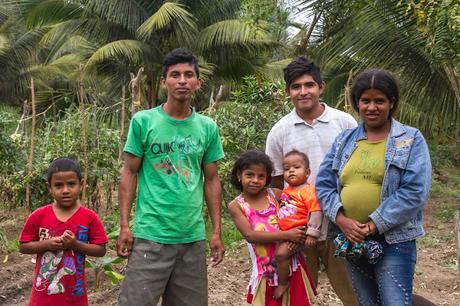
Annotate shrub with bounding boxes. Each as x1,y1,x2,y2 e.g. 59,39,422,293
204,76,291,203
0,106,121,211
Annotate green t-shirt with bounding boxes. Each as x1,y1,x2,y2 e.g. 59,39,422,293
339,139,387,223
124,105,224,244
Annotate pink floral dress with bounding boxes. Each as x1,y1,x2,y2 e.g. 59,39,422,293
235,189,316,306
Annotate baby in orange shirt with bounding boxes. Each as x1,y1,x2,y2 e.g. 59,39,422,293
274,150,323,299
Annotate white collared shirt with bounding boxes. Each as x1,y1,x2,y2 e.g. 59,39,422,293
266,103,357,240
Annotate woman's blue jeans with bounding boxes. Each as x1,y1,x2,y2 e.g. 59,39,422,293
346,238,416,306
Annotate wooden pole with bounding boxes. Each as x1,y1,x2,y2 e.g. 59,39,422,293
90,88,98,148
130,67,144,115
118,86,126,163
25,79,36,210
455,211,460,281
79,63,89,204
344,70,353,113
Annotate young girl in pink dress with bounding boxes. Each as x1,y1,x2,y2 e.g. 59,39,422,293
228,150,316,305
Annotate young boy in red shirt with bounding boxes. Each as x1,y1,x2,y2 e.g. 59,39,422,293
19,157,107,306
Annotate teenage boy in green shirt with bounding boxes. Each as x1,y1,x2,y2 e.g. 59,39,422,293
117,48,225,306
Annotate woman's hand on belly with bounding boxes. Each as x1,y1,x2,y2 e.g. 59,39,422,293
336,211,368,243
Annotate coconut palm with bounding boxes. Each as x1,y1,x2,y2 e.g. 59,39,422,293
0,1,89,113
15,0,281,111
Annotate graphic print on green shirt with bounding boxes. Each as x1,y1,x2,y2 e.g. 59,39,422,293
339,139,387,223
124,105,224,244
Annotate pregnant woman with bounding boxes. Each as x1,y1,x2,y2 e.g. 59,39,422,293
315,69,432,305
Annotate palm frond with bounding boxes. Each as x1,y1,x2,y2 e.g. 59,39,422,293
186,0,242,27
197,19,274,50
47,35,94,61
85,40,153,71
19,0,82,29
82,0,156,34
25,54,81,81
41,18,133,48
308,0,459,135
255,58,292,81
137,2,198,45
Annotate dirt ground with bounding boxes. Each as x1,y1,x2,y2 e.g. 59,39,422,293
0,198,458,306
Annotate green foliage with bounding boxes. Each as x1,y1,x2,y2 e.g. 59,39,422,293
241,0,290,44
0,111,27,206
204,76,290,203
86,256,125,285
429,142,460,201
434,202,456,221
418,232,444,248
429,142,460,169
302,0,460,137
206,216,243,251
414,0,460,64
0,106,121,210
1,0,279,112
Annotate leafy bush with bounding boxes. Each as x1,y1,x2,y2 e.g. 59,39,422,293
429,142,460,169
0,106,121,211
204,76,291,204
0,110,27,207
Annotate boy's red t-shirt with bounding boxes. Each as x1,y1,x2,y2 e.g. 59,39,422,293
19,204,108,306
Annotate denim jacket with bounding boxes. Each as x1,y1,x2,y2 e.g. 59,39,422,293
315,119,432,244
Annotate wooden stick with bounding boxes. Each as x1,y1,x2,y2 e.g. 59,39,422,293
90,88,98,148
118,86,126,163
79,63,89,203
130,67,144,115
25,79,36,210
455,211,460,281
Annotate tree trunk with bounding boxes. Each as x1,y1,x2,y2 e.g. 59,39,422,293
79,63,89,204
118,86,126,163
294,10,323,56
444,65,460,110
130,67,144,115
91,90,98,148
152,74,161,107
455,211,460,281
209,85,224,108
25,79,36,211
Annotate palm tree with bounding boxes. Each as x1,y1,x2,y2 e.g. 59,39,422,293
0,1,88,113
16,0,280,110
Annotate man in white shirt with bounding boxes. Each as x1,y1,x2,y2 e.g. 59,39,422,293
266,56,358,305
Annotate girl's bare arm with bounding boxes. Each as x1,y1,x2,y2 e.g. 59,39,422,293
228,201,306,244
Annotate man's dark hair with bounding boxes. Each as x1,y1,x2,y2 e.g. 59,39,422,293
230,150,273,191
283,56,322,88
47,157,82,183
350,69,399,116
162,48,199,78
284,150,310,169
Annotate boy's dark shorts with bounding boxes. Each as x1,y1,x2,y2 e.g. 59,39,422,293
119,238,207,306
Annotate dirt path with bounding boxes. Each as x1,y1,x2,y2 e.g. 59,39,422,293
1,199,458,305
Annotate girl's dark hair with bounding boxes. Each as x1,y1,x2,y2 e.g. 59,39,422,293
47,157,82,183
350,69,399,116
162,48,199,78
283,56,322,88
230,150,273,191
